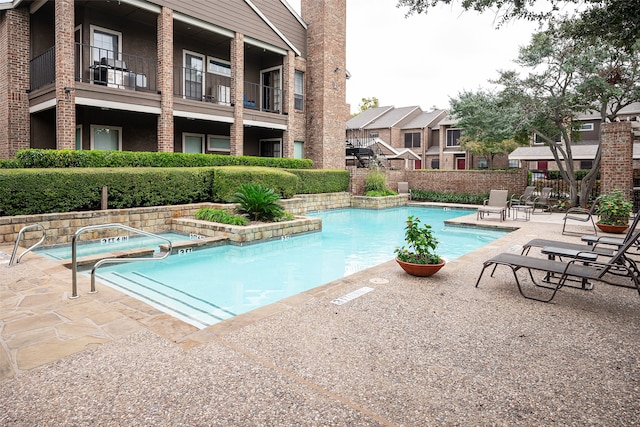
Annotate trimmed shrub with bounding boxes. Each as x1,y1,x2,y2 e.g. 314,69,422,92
14,149,313,169
409,190,487,205
211,166,300,202
0,159,21,169
0,167,215,216
194,208,248,226
285,169,350,194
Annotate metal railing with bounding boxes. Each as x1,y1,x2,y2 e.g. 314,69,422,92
173,65,232,104
70,223,172,299
9,224,46,267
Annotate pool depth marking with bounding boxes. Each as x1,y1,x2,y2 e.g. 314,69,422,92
331,287,374,305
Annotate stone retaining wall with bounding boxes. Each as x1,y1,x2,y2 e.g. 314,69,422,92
1,192,353,247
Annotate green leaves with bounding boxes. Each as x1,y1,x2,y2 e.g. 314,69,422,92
231,183,287,222
394,215,441,265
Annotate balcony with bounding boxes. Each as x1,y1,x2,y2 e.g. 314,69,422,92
29,44,285,115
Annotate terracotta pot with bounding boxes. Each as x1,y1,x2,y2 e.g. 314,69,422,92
596,223,629,234
395,258,445,277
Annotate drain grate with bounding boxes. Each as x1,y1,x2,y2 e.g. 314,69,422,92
331,286,374,305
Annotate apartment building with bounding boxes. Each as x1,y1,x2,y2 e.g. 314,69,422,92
0,0,348,169
346,106,446,170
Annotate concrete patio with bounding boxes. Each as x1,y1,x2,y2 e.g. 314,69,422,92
1,207,639,426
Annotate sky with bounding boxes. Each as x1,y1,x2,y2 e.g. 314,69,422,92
289,0,542,114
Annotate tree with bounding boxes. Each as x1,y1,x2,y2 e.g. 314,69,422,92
495,20,639,206
449,90,527,168
396,0,640,50
353,97,380,117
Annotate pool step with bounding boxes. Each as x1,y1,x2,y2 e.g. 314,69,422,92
95,270,235,328
62,248,156,268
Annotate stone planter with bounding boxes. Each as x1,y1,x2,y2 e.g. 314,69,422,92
395,258,445,277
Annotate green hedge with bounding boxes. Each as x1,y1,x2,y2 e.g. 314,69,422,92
0,165,350,216
286,169,350,194
409,190,487,205
0,168,215,216
211,166,300,202
14,149,313,169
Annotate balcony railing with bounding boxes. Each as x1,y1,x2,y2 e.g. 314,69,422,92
173,65,232,105
77,43,157,92
30,47,55,90
29,45,284,115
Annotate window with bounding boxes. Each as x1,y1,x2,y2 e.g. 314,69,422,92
404,132,421,148
478,158,488,169
260,138,282,158
579,123,594,131
294,70,304,111
508,159,520,168
91,125,121,151
90,26,121,62
446,128,461,147
580,160,593,169
431,159,440,169
369,132,379,138
183,133,204,154
294,141,304,159
207,57,231,76
184,50,204,100
75,125,82,150
207,135,230,154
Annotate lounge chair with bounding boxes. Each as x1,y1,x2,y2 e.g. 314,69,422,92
475,230,640,302
529,187,553,214
477,190,508,221
398,182,411,199
562,196,601,236
509,186,536,216
521,213,640,260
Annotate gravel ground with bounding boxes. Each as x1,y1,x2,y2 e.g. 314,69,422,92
1,222,639,426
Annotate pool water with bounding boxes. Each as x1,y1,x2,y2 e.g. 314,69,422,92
36,232,192,260
83,207,507,328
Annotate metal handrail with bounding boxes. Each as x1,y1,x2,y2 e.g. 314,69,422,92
9,224,46,267
71,223,172,299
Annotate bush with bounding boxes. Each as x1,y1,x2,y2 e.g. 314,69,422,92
194,208,248,226
0,168,215,216
231,183,287,222
286,169,350,194
409,190,487,205
364,189,397,197
212,166,300,202
14,149,313,169
364,168,388,193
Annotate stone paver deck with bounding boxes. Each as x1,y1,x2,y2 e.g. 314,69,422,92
1,207,639,426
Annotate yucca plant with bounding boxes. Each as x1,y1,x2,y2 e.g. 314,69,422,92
231,183,286,222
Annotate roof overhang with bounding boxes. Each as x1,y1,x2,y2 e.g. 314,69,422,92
509,144,640,161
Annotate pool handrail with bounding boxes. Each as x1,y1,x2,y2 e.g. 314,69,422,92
71,223,172,299
9,223,46,267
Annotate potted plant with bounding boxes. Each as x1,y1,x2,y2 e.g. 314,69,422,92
595,189,633,233
394,215,445,276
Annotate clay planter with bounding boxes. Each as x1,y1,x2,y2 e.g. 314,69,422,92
395,258,445,277
596,223,629,234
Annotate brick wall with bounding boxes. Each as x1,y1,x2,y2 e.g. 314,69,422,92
54,0,75,150
301,0,347,169
157,7,174,152
0,8,30,159
348,167,527,196
230,32,244,156
600,121,633,197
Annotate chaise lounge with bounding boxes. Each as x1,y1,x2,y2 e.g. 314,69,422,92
475,230,640,303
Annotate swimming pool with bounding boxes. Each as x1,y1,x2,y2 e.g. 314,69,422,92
86,207,507,328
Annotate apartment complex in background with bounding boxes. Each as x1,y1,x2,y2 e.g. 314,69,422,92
347,103,640,172
0,0,348,169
